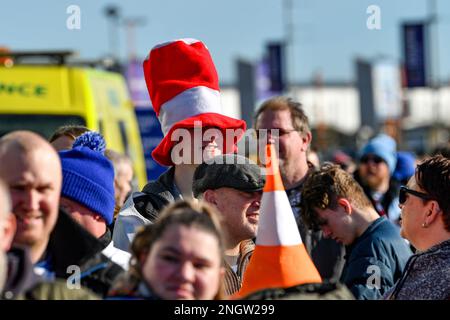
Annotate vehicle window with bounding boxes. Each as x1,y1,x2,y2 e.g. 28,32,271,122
0,114,86,139
98,120,104,136
118,120,130,156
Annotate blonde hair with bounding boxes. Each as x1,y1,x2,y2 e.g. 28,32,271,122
254,96,310,136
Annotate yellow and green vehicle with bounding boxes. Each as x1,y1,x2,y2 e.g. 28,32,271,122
0,51,147,189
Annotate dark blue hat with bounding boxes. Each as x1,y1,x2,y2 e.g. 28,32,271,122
193,154,265,198
393,151,416,182
59,132,115,225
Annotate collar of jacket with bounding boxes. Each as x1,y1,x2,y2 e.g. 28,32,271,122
46,208,106,277
136,167,181,222
223,239,255,296
285,162,316,192
416,238,450,255
142,166,181,200
224,240,255,268
2,246,42,299
98,228,112,249
344,216,386,259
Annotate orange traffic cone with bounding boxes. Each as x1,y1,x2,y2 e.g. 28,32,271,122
235,144,322,298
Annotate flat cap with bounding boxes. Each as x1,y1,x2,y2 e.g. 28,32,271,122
193,154,265,197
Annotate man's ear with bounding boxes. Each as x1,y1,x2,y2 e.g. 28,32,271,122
301,132,313,151
337,198,352,215
202,190,217,206
93,213,106,222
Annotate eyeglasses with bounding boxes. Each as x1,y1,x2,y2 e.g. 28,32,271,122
255,128,296,139
360,154,384,165
399,186,434,205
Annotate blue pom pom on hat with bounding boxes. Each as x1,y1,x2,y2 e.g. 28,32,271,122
59,131,115,225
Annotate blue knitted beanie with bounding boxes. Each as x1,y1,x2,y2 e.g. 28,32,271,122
360,133,397,175
59,132,115,225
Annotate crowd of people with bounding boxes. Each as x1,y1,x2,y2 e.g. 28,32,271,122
0,38,449,300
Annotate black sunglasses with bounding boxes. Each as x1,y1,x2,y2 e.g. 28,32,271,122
360,154,384,164
399,186,434,205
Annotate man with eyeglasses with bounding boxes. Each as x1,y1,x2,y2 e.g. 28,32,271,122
354,134,402,228
253,96,345,283
384,155,450,300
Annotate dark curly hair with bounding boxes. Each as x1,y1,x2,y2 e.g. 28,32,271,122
415,155,450,232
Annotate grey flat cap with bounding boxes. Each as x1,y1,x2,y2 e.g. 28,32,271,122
193,154,265,197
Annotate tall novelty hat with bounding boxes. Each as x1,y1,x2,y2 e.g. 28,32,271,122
235,144,322,298
143,38,247,166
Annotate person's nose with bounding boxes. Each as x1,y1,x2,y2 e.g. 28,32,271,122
266,131,277,145
177,262,196,283
21,189,40,211
253,191,262,202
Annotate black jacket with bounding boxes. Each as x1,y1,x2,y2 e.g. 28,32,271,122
242,282,355,300
43,208,125,297
137,167,182,221
2,246,98,300
2,247,41,299
112,167,182,251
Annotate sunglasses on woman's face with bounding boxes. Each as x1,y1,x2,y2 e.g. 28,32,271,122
360,154,384,164
399,186,434,205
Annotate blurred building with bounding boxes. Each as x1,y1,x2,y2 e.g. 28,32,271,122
222,83,450,157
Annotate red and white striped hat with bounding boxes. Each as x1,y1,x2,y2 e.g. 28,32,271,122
143,38,246,166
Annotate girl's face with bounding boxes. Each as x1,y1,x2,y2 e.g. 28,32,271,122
141,224,224,300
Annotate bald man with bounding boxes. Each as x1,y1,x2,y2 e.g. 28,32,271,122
0,177,98,299
0,131,62,264
0,131,124,297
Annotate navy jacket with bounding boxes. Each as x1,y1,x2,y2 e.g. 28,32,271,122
340,217,412,299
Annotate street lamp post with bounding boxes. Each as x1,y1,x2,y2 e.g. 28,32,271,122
104,5,121,63
123,17,147,62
